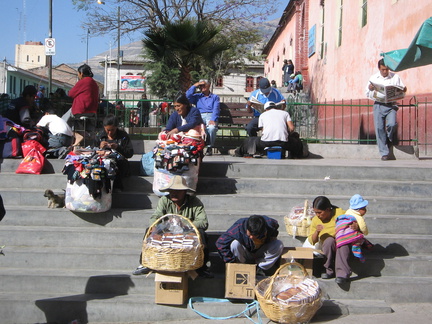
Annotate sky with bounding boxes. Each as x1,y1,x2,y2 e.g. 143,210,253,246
0,0,285,66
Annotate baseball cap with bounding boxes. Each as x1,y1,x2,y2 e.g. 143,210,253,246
264,101,276,110
259,78,272,94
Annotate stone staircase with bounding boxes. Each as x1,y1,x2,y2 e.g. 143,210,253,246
0,153,431,323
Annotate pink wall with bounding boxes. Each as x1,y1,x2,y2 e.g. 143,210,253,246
265,0,432,101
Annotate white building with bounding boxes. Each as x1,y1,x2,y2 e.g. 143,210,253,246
15,41,47,70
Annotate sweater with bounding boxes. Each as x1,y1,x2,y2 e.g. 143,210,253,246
216,216,279,263
69,77,99,115
150,195,208,231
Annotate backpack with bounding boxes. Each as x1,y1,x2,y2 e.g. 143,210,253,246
23,126,49,148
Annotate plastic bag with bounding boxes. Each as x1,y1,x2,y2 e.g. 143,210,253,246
146,214,199,249
284,200,315,238
140,151,154,176
15,140,46,174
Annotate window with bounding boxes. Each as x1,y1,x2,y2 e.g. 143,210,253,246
215,76,223,87
337,0,343,47
26,55,29,62
38,56,40,62
361,0,367,27
320,4,326,59
246,76,254,92
256,76,263,90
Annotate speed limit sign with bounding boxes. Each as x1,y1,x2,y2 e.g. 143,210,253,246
45,38,56,56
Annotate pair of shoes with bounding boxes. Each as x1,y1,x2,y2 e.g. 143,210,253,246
321,273,335,279
381,155,389,161
335,277,348,284
256,267,266,277
132,265,152,275
253,154,262,158
205,147,213,156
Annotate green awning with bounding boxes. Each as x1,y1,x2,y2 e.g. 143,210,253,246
382,17,432,71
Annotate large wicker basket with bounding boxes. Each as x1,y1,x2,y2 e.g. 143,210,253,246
255,262,323,324
284,200,314,237
141,214,204,272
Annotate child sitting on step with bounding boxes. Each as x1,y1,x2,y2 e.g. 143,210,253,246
334,194,373,283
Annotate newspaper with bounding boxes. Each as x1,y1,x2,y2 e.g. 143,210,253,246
369,81,405,103
249,97,285,113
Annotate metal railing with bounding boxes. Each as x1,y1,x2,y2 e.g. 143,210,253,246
2,95,431,155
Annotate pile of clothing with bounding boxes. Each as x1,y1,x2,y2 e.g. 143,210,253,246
154,130,204,172
62,149,117,199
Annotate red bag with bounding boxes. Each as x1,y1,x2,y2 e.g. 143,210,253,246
15,140,47,174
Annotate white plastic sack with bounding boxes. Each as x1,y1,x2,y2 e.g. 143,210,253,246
65,179,112,213
152,160,200,196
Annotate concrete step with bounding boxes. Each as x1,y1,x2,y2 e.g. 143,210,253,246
2,155,432,181
3,189,432,216
2,224,430,254
0,291,393,324
4,207,431,235
4,171,432,200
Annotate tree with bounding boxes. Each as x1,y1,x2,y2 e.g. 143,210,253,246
145,62,180,99
72,0,277,37
143,19,231,93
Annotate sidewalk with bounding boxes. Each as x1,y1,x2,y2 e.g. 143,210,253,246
135,303,429,324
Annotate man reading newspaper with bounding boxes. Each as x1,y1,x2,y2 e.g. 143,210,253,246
366,59,407,161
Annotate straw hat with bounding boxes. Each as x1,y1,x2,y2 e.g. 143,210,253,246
159,175,195,193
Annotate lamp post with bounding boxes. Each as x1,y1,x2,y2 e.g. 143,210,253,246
97,0,121,101
48,0,52,94
86,29,90,64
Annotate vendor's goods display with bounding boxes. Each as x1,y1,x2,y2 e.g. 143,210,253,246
141,214,204,272
152,128,205,196
284,200,315,237
62,148,117,213
255,262,323,324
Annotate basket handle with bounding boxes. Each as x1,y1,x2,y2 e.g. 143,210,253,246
303,199,308,218
263,261,308,300
144,213,203,244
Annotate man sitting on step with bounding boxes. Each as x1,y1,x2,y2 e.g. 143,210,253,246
133,175,212,278
216,215,284,276
234,101,303,158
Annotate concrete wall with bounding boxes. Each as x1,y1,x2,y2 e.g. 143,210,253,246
264,0,432,101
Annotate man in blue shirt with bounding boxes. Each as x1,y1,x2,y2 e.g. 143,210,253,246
186,79,220,156
246,78,285,137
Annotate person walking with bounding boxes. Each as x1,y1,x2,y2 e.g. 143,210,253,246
366,59,407,160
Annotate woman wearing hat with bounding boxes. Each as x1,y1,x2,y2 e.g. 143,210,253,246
133,175,211,277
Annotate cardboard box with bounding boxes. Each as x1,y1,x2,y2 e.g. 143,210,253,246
224,263,256,299
155,272,188,305
280,247,314,276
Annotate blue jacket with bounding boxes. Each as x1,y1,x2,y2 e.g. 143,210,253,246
216,216,280,263
186,85,221,122
165,106,204,133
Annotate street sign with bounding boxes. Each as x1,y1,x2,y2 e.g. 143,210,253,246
45,38,56,56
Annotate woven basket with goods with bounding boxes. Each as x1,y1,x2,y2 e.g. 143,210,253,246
284,200,315,237
254,262,323,324
141,214,204,272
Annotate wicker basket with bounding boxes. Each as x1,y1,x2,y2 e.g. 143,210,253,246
255,262,323,324
141,214,204,272
284,200,314,237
